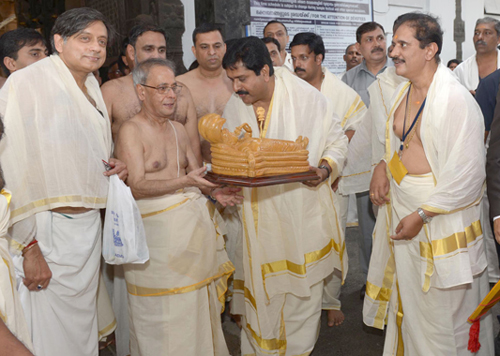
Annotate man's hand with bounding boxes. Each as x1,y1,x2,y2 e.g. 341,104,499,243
370,161,390,206
186,166,218,190
390,211,424,240
470,90,476,97
493,219,500,245
105,158,128,181
303,166,328,187
23,244,52,291
331,177,340,192
213,186,243,207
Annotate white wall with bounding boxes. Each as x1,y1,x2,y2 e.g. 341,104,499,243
374,0,500,64
180,0,196,69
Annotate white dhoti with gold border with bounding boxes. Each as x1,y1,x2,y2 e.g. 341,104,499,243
14,210,102,356
124,188,233,356
372,174,494,355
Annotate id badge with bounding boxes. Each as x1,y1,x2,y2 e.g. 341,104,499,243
388,151,408,185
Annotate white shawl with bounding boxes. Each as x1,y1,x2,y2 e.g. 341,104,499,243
453,49,500,91
0,55,112,253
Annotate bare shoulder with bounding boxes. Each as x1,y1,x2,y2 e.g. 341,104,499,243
176,70,197,87
101,76,133,98
116,116,143,141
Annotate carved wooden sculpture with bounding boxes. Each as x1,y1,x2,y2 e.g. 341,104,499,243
198,113,310,177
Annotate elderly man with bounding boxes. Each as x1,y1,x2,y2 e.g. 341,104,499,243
176,23,233,162
263,20,293,71
290,31,367,326
101,24,201,164
367,13,493,355
115,58,240,355
223,37,348,356
0,8,127,356
454,17,500,95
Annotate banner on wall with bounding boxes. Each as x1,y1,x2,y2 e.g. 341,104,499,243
249,0,373,74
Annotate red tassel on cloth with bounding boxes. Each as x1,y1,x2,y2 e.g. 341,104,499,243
468,319,481,352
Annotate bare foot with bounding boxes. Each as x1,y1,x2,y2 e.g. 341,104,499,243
327,309,344,327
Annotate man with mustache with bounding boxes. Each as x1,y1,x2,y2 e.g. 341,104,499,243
339,43,363,79
367,12,493,354
101,24,202,163
0,8,128,356
176,23,233,163
342,21,390,299
290,31,367,327
454,17,500,96
223,36,348,356
114,58,240,355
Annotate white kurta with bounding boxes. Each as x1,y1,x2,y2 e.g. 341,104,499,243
364,64,493,355
224,67,348,355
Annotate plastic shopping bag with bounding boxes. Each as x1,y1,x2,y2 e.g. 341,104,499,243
102,174,149,264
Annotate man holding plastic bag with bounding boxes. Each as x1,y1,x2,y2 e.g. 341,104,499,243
114,58,241,356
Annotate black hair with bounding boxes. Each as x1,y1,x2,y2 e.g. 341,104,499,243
356,22,385,43
222,36,274,76
192,23,224,45
0,28,47,75
261,37,281,52
51,7,115,53
128,23,166,48
263,20,288,35
290,32,325,62
393,12,443,63
447,59,461,67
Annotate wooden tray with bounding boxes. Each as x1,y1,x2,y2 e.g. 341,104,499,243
204,171,320,187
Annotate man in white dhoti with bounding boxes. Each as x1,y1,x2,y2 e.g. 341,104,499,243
290,32,367,327
114,58,241,356
0,119,33,355
367,13,494,355
0,8,127,356
222,36,348,356
454,17,500,95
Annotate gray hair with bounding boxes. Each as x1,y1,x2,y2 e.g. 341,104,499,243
51,7,115,53
132,58,176,87
476,17,500,36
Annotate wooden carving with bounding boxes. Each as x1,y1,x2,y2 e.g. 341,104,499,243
199,113,310,177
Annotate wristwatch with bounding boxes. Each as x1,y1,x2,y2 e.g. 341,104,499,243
417,208,433,224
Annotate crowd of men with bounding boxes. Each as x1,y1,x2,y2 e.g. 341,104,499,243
1,5,500,356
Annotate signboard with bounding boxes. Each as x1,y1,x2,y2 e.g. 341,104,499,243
249,0,373,74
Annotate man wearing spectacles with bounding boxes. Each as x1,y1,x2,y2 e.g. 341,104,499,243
114,58,241,355
101,23,202,164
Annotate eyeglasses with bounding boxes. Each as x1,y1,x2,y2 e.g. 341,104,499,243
140,83,183,95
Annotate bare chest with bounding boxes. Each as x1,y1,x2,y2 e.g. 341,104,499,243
192,83,232,118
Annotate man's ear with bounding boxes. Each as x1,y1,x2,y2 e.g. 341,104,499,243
53,34,65,54
191,45,196,57
136,83,146,101
262,64,271,82
126,44,135,62
3,56,16,73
